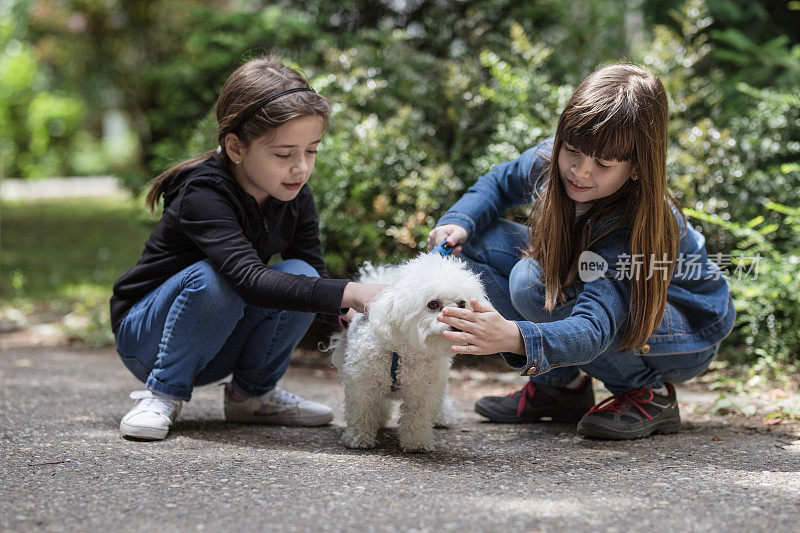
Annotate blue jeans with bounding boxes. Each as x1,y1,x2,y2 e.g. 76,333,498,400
459,220,718,395
114,259,317,401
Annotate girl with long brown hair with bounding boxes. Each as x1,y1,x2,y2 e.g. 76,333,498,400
429,64,735,439
111,57,385,440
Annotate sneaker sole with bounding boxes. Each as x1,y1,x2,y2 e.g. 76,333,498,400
119,422,168,440
577,418,681,440
224,408,333,427
475,402,589,424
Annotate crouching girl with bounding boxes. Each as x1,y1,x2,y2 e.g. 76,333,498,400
429,64,735,439
111,57,384,440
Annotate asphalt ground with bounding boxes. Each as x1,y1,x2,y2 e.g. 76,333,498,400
2,346,800,532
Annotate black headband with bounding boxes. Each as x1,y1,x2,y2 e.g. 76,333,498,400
234,87,317,130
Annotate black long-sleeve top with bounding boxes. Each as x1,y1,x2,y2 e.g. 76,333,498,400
110,156,348,333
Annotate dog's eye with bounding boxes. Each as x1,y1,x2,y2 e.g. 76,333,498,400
427,300,440,310
458,300,466,308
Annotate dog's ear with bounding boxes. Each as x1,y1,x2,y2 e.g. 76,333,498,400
367,289,396,342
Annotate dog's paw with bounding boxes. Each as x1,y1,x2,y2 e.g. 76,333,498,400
342,428,377,449
434,395,458,428
398,429,435,453
433,414,458,429
399,438,435,453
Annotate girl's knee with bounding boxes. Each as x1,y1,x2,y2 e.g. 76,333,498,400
509,258,546,315
510,258,577,322
510,257,543,287
184,260,244,313
271,259,320,278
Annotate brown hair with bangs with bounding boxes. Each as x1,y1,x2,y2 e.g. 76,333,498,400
526,63,682,352
145,56,331,211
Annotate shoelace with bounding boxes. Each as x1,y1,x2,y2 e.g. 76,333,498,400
135,397,177,419
586,388,655,419
514,381,537,419
268,387,302,407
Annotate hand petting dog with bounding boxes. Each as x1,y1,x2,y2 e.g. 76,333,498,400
438,299,525,356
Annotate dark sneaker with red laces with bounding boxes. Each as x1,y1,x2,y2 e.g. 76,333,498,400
475,376,595,423
577,383,680,440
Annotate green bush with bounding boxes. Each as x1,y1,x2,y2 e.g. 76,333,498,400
315,105,462,273
4,0,799,367
685,201,800,370
646,1,800,367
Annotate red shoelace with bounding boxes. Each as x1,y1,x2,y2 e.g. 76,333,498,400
586,388,655,419
514,381,538,418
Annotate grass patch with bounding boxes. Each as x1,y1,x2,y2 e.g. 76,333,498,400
1,196,158,344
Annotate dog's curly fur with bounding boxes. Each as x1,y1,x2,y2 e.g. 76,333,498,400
329,253,486,452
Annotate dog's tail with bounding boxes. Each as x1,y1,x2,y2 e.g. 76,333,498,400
322,328,348,370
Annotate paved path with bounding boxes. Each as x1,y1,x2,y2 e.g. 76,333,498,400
2,347,799,532
1,177,127,201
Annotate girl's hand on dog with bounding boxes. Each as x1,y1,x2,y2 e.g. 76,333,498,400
342,282,390,314
427,224,468,255
438,299,525,355
341,308,360,324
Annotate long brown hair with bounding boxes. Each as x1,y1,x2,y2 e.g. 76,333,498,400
526,63,682,352
145,57,332,211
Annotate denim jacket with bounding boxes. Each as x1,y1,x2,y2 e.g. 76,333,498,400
436,138,736,377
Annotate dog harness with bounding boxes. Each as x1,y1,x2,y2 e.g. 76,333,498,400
390,352,400,392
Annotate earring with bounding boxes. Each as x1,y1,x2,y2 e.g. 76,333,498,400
235,160,241,165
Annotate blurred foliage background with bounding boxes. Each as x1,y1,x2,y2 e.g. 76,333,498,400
1,0,799,374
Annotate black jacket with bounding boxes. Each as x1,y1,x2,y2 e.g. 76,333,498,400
110,156,348,332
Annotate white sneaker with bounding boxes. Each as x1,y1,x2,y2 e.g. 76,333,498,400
223,384,333,426
119,390,182,440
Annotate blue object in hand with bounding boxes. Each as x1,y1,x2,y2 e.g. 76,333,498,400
432,241,453,256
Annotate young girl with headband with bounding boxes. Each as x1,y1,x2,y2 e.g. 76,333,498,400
429,63,735,440
111,57,386,440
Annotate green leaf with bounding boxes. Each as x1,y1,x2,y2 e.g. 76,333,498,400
780,163,800,174
757,224,779,235
746,215,765,228
765,202,800,216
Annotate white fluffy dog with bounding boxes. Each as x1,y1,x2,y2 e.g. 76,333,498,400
330,253,486,452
